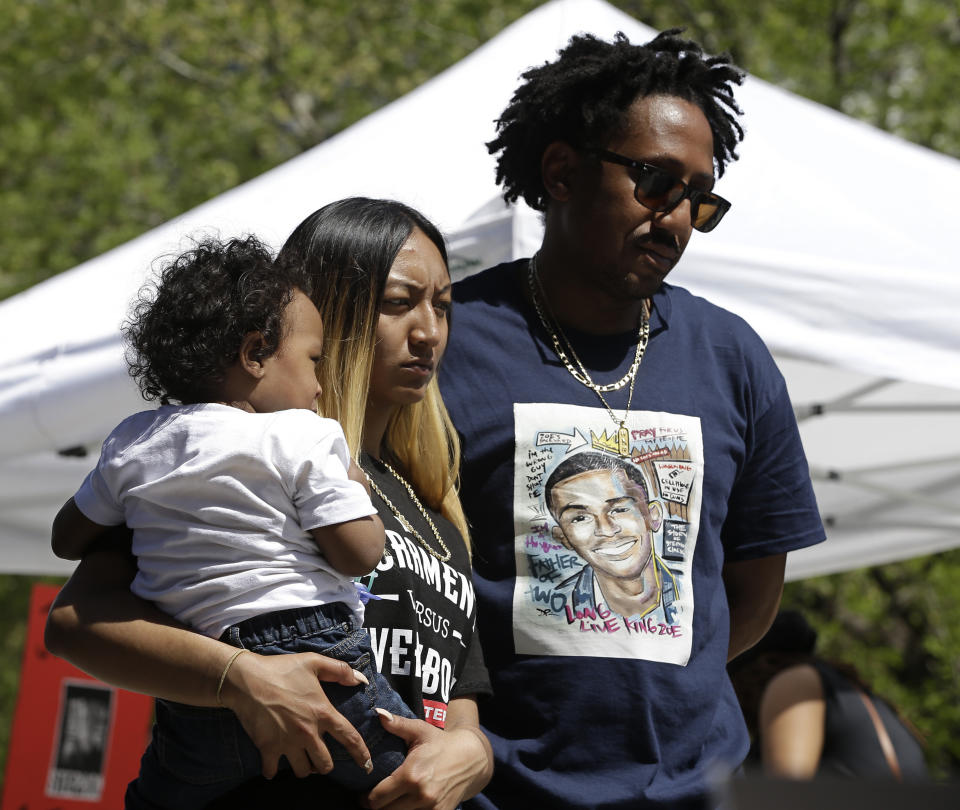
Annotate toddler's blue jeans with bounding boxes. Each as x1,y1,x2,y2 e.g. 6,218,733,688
125,602,416,809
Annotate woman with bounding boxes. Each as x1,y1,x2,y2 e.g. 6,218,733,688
728,610,927,782
45,197,493,809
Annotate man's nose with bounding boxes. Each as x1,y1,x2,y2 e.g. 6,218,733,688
653,194,694,235
595,513,622,537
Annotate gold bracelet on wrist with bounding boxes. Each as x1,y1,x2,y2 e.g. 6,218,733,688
216,649,248,707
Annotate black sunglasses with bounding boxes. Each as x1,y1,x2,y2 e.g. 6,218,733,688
590,149,731,233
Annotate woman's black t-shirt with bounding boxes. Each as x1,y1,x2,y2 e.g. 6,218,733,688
814,660,927,780
208,454,489,808
356,452,490,724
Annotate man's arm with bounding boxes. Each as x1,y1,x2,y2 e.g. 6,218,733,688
722,553,786,661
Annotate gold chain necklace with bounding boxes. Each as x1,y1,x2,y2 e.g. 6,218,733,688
528,255,649,449
363,459,451,562
528,254,649,393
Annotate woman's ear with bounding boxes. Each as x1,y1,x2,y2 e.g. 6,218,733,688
541,141,580,203
239,332,268,378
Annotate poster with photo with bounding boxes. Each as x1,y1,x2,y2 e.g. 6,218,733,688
2,584,152,810
46,681,115,800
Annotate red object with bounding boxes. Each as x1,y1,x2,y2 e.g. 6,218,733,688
2,583,153,808
422,699,448,728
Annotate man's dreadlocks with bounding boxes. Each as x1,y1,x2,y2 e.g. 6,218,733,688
487,30,745,211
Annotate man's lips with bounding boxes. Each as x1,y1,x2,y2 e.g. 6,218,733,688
592,538,638,559
634,242,679,271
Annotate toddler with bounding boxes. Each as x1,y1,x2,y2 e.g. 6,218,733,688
50,236,416,809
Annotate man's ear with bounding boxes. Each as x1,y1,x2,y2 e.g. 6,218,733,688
552,525,571,549
541,141,581,203
239,332,268,378
646,501,663,533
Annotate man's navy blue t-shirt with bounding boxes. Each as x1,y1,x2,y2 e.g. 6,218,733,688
439,260,825,810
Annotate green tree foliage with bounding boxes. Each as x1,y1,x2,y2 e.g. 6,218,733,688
0,0,540,299
2,0,958,786
630,0,960,157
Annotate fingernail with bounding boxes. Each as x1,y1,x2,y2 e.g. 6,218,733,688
375,707,393,721
363,758,373,774
354,670,369,685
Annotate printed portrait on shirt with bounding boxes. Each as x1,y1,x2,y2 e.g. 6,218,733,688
512,403,702,664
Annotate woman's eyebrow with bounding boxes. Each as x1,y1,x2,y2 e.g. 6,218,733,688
385,280,453,294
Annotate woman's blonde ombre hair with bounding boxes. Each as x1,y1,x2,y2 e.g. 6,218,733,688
277,198,470,549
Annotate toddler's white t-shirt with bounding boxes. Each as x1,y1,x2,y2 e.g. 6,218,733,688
74,403,376,638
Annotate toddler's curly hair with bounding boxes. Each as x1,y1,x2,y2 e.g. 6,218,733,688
124,235,310,405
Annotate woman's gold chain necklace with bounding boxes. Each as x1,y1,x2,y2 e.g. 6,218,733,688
363,459,451,562
527,254,649,432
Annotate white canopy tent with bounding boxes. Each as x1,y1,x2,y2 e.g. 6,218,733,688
2,0,959,578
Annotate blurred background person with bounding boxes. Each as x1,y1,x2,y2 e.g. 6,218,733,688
728,610,928,782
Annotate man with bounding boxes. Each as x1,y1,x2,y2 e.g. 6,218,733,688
546,451,678,622
439,30,825,809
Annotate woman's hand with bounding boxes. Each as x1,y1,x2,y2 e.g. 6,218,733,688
362,698,492,810
45,548,373,781
219,650,374,779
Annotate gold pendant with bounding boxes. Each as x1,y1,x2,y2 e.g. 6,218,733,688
617,423,630,457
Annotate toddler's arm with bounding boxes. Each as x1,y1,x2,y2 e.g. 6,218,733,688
308,456,385,576
346,457,372,494
51,497,112,560
310,512,385,577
